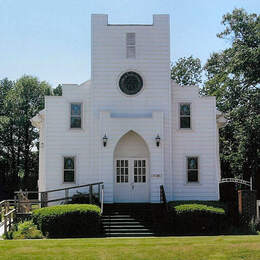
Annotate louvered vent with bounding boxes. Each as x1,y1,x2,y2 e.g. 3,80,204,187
126,33,136,58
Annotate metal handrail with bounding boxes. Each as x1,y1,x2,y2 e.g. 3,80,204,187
3,208,16,234
14,191,39,194
44,182,104,194
4,208,16,217
0,200,15,223
14,182,104,194
0,200,14,205
1,182,105,233
100,184,104,215
14,182,104,210
160,185,168,211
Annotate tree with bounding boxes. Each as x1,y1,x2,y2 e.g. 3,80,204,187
0,75,52,195
0,78,15,198
202,9,260,194
171,56,202,86
217,8,260,87
53,84,62,96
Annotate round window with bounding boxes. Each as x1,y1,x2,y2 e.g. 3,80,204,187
119,71,143,95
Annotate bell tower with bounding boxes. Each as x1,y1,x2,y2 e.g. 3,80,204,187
90,14,170,114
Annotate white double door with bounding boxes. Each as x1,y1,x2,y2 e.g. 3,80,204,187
114,158,149,203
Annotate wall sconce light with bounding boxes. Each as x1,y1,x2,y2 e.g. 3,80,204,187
103,134,108,147
155,134,161,147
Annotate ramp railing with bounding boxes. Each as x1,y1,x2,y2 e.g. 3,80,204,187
13,182,104,213
0,182,104,236
0,200,16,235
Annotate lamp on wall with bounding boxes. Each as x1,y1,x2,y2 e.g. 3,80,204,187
155,134,161,147
103,134,108,147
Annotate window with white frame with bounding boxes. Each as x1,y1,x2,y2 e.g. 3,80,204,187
187,157,199,182
116,160,129,183
63,157,75,182
126,33,136,58
134,159,146,183
70,103,82,128
180,103,191,129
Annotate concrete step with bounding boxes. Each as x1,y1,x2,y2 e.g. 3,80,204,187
102,204,155,237
103,207,151,211
102,215,132,218
102,221,142,225
105,233,154,237
102,217,138,220
105,228,151,232
103,207,152,215
102,218,137,222
103,214,152,219
103,225,150,229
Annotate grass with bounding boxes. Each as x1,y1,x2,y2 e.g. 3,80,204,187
0,236,260,260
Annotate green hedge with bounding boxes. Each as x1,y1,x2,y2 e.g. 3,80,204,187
168,201,228,234
32,204,101,238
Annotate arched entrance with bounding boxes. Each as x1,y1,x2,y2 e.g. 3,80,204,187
114,131,150,202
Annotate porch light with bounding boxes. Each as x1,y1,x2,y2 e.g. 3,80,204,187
155,134,161,147
103,134,108,147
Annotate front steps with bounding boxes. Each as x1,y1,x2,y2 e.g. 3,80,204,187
101,204,155,237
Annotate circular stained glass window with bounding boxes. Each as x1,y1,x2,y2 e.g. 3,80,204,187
119,71,143,95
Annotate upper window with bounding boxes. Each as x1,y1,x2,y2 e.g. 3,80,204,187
64,157,75,182
70,103,82,128
126,33,135,58
187,157,199,182
180,103,191,129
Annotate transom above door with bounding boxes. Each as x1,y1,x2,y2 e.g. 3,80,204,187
114,158,149,203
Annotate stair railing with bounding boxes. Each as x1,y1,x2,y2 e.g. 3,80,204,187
100,184,104,215
0,200,16,235
0,200,14,223
4,208,16,234
160,185,168,212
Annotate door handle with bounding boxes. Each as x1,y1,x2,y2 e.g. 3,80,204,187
130,182,134,190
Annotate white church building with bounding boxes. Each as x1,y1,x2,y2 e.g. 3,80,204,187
32,14,226,204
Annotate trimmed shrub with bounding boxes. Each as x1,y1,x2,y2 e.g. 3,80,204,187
13,221,43,239
168,201,228,235
32,204,101,238
3,221,43,240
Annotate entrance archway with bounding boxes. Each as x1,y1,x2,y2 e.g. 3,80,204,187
114,131,150,202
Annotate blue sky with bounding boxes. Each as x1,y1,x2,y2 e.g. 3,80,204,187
0,0,259,87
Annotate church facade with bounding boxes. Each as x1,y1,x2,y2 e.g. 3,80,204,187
32,14,226,203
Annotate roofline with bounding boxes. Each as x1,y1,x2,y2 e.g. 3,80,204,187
92,14,169,27
107,24,153,27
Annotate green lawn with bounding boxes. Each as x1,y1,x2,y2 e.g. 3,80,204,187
0,236,260,260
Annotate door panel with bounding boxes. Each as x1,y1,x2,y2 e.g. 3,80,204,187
132,159,149,202
114,158,149,202
114,159,131,202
